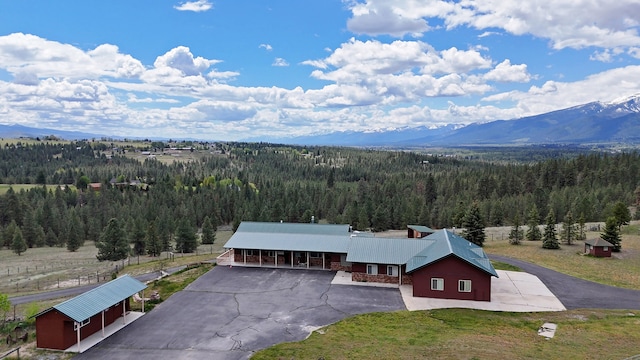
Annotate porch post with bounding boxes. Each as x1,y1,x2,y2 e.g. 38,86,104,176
244,249,247,264
259,249,262,266
275,251,278,267
102,310,105,337
291,252,293,268
322,253,325,269
76,322,81,352
398,265,402,286
122,301,126,325
142,289,145,314
306,252,309,269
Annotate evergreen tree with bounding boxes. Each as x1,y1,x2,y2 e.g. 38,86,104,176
96,218,130,262
611,201,631,231
601,216,622,252
66,209,84,252
34,226,46,247
175,218,197,253
542,209,560,249
45,229,58,247
201,216,216,245
12,228,27,255
508,214,524,245
21,209,38,248
560,210,578,245
462,201,486,247
577,213,586,241
525,204,542,241
145,222,162,257
2,220,18,248
156,216,174,252
131,218,146,256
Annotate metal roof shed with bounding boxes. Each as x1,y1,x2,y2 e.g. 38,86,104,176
35,275,147,352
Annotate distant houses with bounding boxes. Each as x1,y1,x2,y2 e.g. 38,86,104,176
221,221,498,301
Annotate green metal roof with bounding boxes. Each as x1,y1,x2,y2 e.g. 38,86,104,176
585,238,613,247
225,231,351,253
50,275,147,323
407,225,434,233
346,237,434,264
236,221,351,235
405,230,498,277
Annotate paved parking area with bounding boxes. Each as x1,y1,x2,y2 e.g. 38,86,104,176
76,266,405,360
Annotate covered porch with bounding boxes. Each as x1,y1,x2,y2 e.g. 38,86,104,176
218,248,341,270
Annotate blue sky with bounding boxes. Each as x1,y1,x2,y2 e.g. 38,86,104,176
1,0,639,141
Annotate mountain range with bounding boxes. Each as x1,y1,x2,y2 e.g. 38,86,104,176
2,94,640,147
285,94,640,147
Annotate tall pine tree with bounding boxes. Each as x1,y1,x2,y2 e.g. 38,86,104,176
560,210,578,245
175,219,197,253
508,214,523,245
601,216,622,252
525,204,542,241
462,201,486,247
12,228,27,256
96,218,130,262
145,222,162,257
542,209,560,249
201,216,216,245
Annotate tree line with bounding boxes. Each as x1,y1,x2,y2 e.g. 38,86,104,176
1,141,638,258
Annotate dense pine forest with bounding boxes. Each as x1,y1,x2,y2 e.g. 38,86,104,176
0,140,638,255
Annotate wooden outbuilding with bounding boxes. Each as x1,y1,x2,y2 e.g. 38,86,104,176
584,238,613,257
35,275,146,352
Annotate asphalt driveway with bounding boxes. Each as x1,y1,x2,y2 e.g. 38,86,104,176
76,266,405,360
489,255,640,310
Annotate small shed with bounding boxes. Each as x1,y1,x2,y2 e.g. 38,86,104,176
35,275,147,352
584,238,613,257
407,225,434,239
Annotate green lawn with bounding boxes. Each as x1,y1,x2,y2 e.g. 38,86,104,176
0,184,45,195
253,309,640,360
483,223,640,289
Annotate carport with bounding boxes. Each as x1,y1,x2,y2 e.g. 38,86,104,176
35,275,147,353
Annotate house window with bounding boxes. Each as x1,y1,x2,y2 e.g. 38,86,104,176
246,249,258,256
309,252,322,258
431,278,444,291
366,264,378,275
387,265,398,277
266,251,276,257
74,318,90,330
603,246,608,251
458,280,472,292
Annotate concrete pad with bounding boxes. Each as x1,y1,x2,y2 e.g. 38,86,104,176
401,270,566,312
64,311,145,353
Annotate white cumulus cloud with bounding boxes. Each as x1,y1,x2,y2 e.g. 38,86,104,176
174,0,213,12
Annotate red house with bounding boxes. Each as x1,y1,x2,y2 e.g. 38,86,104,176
222,222,498,301
584,238,613,257
35,275,147,352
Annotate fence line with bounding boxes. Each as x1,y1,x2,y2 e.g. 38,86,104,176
0,347,20,359
0,268,119,294
1,259,104,276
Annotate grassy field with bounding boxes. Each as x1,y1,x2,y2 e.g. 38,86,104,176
483,222,640,289
0,230,232,296
253,309,640,360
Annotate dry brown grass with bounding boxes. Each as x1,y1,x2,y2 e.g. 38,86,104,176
0,231,232,296
484,222,640,289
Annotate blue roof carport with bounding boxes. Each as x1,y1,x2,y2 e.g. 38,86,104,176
35,274,147,353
